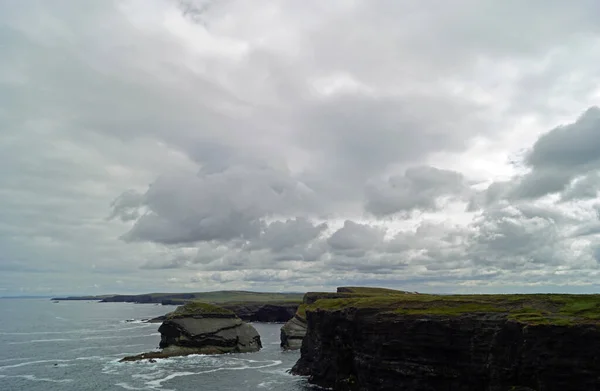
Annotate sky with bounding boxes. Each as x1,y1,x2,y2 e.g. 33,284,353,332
3,0,600,296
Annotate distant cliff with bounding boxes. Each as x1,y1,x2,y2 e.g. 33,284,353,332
52,290,303,305
53,290,301,323
292,292,600,391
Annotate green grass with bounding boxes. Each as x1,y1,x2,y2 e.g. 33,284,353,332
167,301,234,318
296,304,307,319
336,287,410,295
305,292,600,326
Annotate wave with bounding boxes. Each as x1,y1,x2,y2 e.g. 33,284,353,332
0,374,74,383
7,333,160,345
0,324,153,336
0,354,138,371
144,360,283,388
67,343,146,353
115,383,157,390
0,357,35,363
0,359,72,370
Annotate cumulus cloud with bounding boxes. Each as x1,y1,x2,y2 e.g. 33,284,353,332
327,220,386,258
119,165,319,245
365,166,469,216
482,107,600,202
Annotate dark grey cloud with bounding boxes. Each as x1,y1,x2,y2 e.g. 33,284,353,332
561,172,600,201
527,107,600,170
472,107,600,207
118,166,320,245
249,217,327,252
505,107,600,200
365,166,469,216
327,221,386,258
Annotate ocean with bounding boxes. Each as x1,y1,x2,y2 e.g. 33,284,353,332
0,299,312,390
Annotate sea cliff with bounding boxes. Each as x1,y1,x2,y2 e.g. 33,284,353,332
281,287,414,350
292,292,600,391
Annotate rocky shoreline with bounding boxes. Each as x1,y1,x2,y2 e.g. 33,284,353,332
63,287,600,390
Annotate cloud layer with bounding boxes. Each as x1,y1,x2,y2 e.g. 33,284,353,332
3,0,600,295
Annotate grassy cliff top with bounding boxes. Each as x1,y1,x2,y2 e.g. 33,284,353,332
303,287,412,305
307,293,600,326
336,286,412,295
167,301,234,318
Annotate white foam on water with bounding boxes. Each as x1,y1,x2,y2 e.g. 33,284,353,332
0,359,72,371
144,360,283,389
8,332,160,345
8,338,71,344
67,343,146,353
74,355,115,361
145,371,197,388
0,355,115,371
0,357,35,363
0,324,153,336
132,370,168,380
259,366,297,377
115,382,170,391
0,374,74,383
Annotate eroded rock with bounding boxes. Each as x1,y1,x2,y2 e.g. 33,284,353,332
120,302,261,362
280,314,307,350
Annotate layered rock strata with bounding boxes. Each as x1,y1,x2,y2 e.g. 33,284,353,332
121,302,261,362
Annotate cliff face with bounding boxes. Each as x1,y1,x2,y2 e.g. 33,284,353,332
148,303,298,324
292,308,600,391
281,287,412,350
222,303,298,322
158,314,261,353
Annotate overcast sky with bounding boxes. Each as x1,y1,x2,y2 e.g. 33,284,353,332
3,0,600,296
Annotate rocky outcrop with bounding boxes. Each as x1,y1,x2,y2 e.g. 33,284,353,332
121,302,261,362
280,312,307,350
292,308,600,391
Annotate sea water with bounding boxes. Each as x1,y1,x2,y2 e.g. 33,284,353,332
0,299,313,390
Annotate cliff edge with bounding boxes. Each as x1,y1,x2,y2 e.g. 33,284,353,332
281,287,413,350
292,292,600,391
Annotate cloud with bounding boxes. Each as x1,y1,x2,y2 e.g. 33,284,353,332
327,221,386,257
248,217,328,252
365,166,469,216
4,0,600,294
119,166,319,245
486,107,600,201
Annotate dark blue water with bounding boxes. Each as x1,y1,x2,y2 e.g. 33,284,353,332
0,299,311,390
